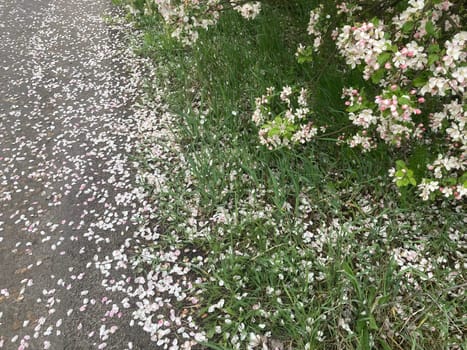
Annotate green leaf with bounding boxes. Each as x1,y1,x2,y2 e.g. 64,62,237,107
396,179,407,187
394,160,416,187
396,160,407,169
445,177,457,185
342,262,361,295
371,69,385,84
368,315,379,330
428,44,440,54
268,127,280,137
370,17,380,26
377,52,392,65
458,172,467,183
402,21,414,34
425,21,437,37
398,96,411,106
413,73,430,87
428,54,439,66
388,44,399,53
286,124,296,133
360,327,371,350
347,104,364,113
297,55,313,64
297,46,314,64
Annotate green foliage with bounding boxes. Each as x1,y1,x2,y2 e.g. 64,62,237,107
296,46,314,64
402,20,414,34
118,1,467,349
376,52,391,65
460,172,467,188
394,160,417,187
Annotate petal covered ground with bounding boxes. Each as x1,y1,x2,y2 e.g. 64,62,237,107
0,0,195,348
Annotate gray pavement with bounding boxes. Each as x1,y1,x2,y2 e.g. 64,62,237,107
0,0,155,348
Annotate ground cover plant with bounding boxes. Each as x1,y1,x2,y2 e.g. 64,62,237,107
115,0,466,349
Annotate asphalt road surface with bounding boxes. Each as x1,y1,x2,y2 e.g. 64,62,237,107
0,0,155,348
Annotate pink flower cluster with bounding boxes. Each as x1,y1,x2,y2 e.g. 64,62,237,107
336,21,391,79
300,0,466,201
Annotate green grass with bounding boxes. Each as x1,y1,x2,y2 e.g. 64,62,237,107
122,2,466,349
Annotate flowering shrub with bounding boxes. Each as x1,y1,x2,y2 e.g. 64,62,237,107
124,0,466,201
125,0,261,45
116,2,467,349
292,0,467,201
252,86,321,149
